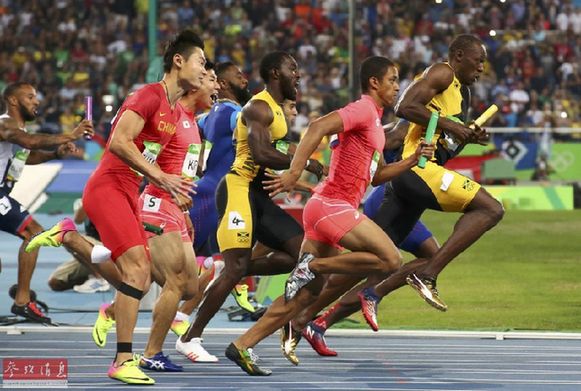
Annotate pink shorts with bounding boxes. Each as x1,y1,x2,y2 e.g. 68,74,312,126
83,176,148,261
303,194,366,248
139,193,191,242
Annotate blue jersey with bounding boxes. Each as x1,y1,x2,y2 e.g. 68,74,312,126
198,100,241,186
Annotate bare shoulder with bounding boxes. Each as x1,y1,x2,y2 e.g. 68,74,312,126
421,63,455,89
242,99,273,126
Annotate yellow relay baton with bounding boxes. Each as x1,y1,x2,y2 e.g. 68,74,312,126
473,104,498,127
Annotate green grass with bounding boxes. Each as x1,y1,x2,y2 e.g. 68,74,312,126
338,210,581,332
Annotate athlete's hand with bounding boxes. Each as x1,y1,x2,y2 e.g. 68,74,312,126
56,142,78,158
263,170,301,197
447,121,472,143
412,138,435,163
153,173,195,202
305,158,325,181
71,119,94,140
174,191,194,210
468,123,490,145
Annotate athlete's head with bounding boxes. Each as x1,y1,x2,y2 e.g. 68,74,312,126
282,99,298,125
163,29,207,90
448,34,486,86
259,51,300,101
196,61,220,111
3,82,39,122
215,61,251,105
360,56,399,107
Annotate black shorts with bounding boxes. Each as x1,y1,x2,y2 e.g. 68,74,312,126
0,186,32,236
215,173,303,252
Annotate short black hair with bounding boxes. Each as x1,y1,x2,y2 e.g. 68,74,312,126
360,56,395,92
449,34,483,57
259,51,292,83
163,29,205,73
2,82,33,102
215,61,237,80
205,60,215,71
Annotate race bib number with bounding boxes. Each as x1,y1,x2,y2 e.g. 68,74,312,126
182,143,202,180
142,194,161,212
228,211,246,230
369,150,380,180
133,141,161,177
201,140,212,172
6,149,30,182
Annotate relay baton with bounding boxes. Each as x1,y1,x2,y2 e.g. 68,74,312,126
472,104,498,128
143,222,164,235
418,111,439,169
84,95,93,140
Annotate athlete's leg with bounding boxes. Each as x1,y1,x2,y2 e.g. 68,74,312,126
14,219,43,306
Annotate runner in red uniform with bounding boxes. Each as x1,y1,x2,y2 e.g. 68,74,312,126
224,56,434,375
26,30,207,385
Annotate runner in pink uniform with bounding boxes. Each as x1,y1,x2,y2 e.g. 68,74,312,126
224,56,434,376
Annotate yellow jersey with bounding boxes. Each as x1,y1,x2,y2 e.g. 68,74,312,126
231,89,288,181
402,63,464,161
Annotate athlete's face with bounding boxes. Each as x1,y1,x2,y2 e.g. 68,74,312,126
456,43,486,85
278,56,300,101
220,65,251,105
180,47,207,90
282,99,297,125
377,66,400,108
197,69,220,111
13,85,39,122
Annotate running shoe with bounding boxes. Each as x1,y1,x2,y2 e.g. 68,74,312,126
280,321,301,365
175,337,218,362
302,321,337,356
406,273,448,311
170,318,190,337
225,343,272,376
25,218,76,253
73,277,111,293
231,284,255,313
284,252,315,301
358,287,380,332
108,354,155,385
92,303,115,348
139,352,183,372
247,347,260,364
11,301,51,323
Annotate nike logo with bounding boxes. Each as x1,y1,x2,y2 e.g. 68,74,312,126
123,376,151,381
160,112,167,117
95,332,104,345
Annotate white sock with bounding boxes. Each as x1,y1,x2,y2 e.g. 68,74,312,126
174,311,189,322
203,256,214,270
91,245,112,263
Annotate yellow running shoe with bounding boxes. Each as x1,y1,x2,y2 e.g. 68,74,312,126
108,354,155,385
93,303,115,348
25,218,76,253
231,284,255,313
170,318,190,337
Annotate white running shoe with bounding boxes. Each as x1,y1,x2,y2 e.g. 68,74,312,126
74,277,111,293
175,337,218,362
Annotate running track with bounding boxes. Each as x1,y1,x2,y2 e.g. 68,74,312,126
2,328,581,390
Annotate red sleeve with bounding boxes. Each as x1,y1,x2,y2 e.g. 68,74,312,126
123,84,161,121
336,100,372,133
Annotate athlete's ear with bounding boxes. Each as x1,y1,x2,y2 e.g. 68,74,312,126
369,76,380,91
173,53,184,70
271,68,280,81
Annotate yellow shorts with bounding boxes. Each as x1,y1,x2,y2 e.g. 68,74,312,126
410,161,480,212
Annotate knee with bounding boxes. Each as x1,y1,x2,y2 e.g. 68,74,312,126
486,199,505,225
122,261,151,289
378,252,402,274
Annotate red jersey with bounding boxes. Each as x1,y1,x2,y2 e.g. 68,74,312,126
89,83,179,192
316,94,385,208
144,104,202,200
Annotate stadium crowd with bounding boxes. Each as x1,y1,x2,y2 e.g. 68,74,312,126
0,0,579,155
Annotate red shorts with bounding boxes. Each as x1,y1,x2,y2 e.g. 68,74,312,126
139,193,190,242
303,194,366,248
82,175,148,261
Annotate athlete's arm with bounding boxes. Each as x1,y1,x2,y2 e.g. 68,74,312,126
108,110,192,199
395,63,473,143
384,119,409,151
245,100,290,170
264,111,343,196
372,140,434,186
0,119,93,149
26,142,79,164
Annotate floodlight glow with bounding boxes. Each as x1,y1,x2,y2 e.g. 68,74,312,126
489,29,497,37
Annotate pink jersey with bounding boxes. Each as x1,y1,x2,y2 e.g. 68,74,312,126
89,83,179,192
144,104,202,200
316,94,385,208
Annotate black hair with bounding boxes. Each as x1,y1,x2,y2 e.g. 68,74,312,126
449,34,483,57
162,29,205,73
2,82,32,102
259,51,292,83
360,56,395,92
215,61,236,79
205,60,215,71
